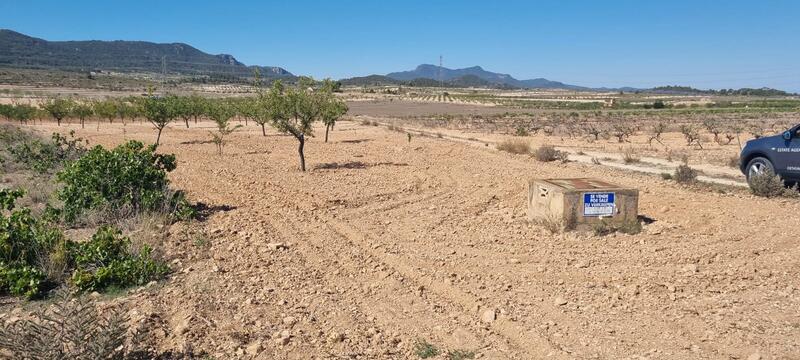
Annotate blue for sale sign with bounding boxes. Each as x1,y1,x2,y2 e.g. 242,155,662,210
583,192,615,217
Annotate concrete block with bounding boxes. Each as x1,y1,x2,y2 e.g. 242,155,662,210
528,178,639,229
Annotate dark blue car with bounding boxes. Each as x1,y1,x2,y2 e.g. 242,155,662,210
740,124,800,185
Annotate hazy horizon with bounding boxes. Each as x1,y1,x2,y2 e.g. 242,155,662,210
2,0,798,92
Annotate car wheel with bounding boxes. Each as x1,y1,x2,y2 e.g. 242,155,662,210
745,157,775,183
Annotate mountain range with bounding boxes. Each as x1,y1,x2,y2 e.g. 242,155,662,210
1,29,792,94
0,29,292,79
385,64,586,90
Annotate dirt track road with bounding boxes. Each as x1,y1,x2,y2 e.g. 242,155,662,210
30,120,800,359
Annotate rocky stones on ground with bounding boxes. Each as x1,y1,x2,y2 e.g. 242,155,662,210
267,242,288,251
245,341,263,355
481,309,497,323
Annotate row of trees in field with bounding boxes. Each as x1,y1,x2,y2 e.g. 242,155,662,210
0,77,349,171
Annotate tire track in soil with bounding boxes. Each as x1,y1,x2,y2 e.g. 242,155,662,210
254,178,568,359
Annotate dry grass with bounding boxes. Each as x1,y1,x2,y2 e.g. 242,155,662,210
727,155,740,168
621,147,640,164
673,164,698,184
749,171,799,198
533,212,575,234
534,145,568,162
496,139,532,155
665,148,690,164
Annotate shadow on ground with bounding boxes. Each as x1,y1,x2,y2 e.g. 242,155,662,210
339,139,371,144
313,161,409,170
192,202,238,222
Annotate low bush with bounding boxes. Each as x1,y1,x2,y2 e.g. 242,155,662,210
69,226,169,292
749,171,799,198
673,164,698,184
0,264,45,299
534,145,568,162
514,126,529,136
496,139,531,155
622,147,640,164
414,339,440,358
727,155,740,168
446,349,476,360
8,132,87,173
1,189,169,298
57,140,194,224
0,188,63,298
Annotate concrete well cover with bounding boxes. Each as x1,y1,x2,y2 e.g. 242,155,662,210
543,178,622,191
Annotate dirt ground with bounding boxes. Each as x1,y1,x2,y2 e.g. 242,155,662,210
346,99,526,117
6,117,800,359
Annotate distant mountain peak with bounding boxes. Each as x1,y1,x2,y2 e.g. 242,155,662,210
386,64,585,90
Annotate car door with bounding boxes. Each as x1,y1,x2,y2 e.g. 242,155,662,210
787,126,800,180
775,125,800,180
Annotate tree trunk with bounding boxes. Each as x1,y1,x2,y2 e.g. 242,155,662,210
298,134,306,171
56,118,61,126
156,127,163,146
261,124,266,136
185,118,189,128
81,118,85,129
325,124,330,143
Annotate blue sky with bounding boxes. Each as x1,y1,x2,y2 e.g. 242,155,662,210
2,0,799,91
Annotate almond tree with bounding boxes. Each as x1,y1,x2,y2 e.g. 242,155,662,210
92,99,118,130
143,96,178,146
116,99,140,125
263,79,322,171
174,96,194,128
10,104,37,125
249,69,271,136
189,95,207,125
207,100,241,154
320,79,348,143
252,97,272,137
71,103,94,129
41,97,74,126
0,104,12,122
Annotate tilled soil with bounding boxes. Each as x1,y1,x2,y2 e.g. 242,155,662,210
10,120,800,359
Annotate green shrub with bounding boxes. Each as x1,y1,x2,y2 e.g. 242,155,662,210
0,189,63,298
2,190,169,298
69,226,169,292
7,131,86,173
414,339,440,358
57,140,188,224
446,349,476,360
1,189,62,266
0,263,45,299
